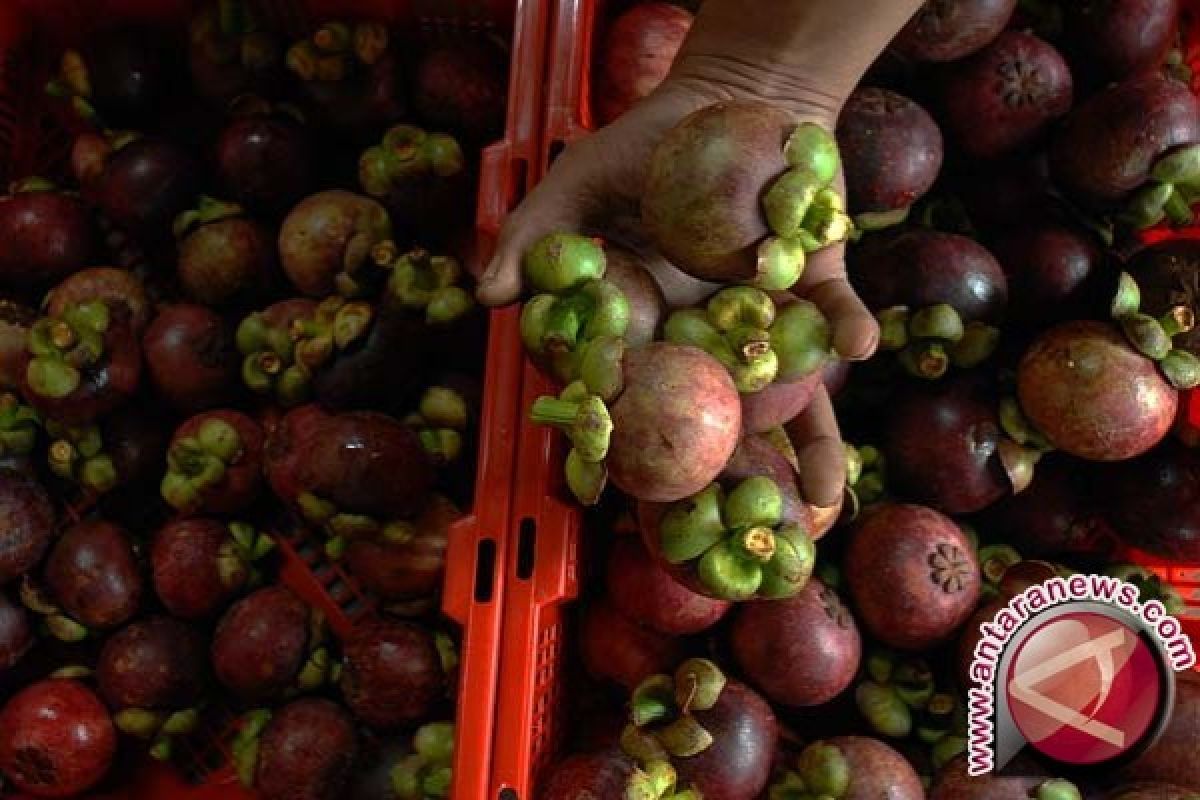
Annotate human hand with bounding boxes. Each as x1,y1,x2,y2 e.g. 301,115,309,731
477,0,926,508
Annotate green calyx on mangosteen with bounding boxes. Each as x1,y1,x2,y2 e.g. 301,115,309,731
1109,270,1200,389
657,476,815,601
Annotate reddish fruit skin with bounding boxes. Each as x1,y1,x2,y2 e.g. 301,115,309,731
606,536,730,635
217,115,313,214
823,737,924,800
884,372,1010,515
730,578,861,707
943,31,1073,160
892,0,1017,62
608,343,742,503
845,503,982,651
0,470,56,585
982,455,1117,557
0,301,35,390
931,753,1053,800
1064,0,1179,84
45,520,142,631
412,40,508,143
95,138,200,242
642,102,792,283
837,88,943,213
850,229,1008,324
674,680,777,800
0,679,117,798
603,245,666,347
1102,439,1200,561
540,751,637,800
0,191,94,288
0,591,32,670
144,304,238,412
266,406,434,521
97,616,206,710
579,598,683,690
211,586,310,702
45,267,151,333
151,518,248,619
1117,671,1200,788
1017,320,1176,461
339,618,445,730
171,410,264,513
595,3,693,125
1051,75,1200,206
255,698,359,800
991,222,1108,329
178,218,276,307
342,495,457,601
278,191,389,297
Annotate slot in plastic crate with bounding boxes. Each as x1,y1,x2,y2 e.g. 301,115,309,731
0,0,549,797
489,2,1200,797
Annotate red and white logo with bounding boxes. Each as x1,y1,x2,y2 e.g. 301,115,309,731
1005,611,1164,765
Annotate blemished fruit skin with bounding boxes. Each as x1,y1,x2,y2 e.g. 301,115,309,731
845,503,982,650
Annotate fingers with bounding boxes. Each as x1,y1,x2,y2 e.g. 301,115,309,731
796,243,878,361
785,385,846,509
475,188,587,307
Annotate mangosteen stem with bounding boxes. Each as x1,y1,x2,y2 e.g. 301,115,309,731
529,395,612,463
1035,779,1082,800
1161,348,1200,389
978,545,1022,587
1160,305,1195,337
900,341,949,380
855,681,913,738
795,743,851,798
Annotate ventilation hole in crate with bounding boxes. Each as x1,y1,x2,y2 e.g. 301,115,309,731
517,517,536,580
474,538,497,602
498,789,519,800
548,139,565,165
343,595,367,618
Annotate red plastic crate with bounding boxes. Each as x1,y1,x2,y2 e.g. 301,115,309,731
488,2,1200,797
0,0,549,798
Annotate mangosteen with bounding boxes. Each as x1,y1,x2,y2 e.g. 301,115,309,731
641,103,849,288
606,535,730,636
990,221,1111,330
941,31,1073,160
1063,0,1179,85
45,267,151,334
278,190,392,297
216,100,313,214
161,410,264,515
342,494,457,602
97,616,207,759
0,180,94,289
151,517,273,620
38,520,143,638
175,198,276,307
19,299,142,425
0,679,117,797
233,698,359,800
0,590,32,671
623,658,778,800
892,0,1017,62
579,598,684,690
339,617,449,730
411,39,508,145
844,503,982,650
211,585,331,702
1017,320,1177,461
1126,239,1200,356
768,736,924,800
144,304,239,412
849,228,1007,379
1101,438,1200,560
0,469,56,586
730,577,861,707
837,87,943,229
93,137,201,245
51,30,173,128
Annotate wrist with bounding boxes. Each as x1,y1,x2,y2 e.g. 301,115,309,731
663,54,846,124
